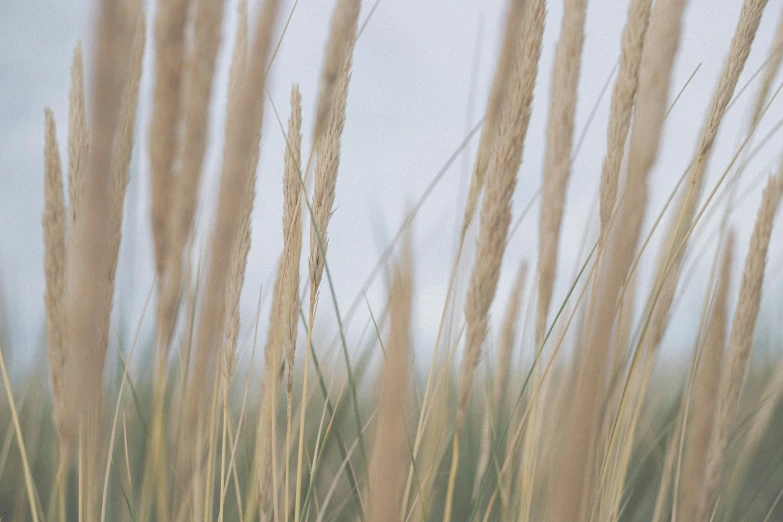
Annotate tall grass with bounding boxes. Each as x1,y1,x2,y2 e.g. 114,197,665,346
2,0,783,521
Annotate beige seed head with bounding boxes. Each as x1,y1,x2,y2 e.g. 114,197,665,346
749,3,783,130
107,13,146,293
43,109,69,444
645,0,768,355
64,0,137,414
149,0,190,279
313,0,361,143
458,0,544,431
535,0,587,347
599,0,653,228
189,0,280,420
461,0,528,238
67,43,88,228
310,33,357,307
283,85,303,395
551,0,689,517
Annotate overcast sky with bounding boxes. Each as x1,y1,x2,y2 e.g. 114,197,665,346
2,0,783,370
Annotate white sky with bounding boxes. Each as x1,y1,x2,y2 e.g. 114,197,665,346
1,0,783,371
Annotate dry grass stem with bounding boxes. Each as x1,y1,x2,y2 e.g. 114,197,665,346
367,241,413,522
447,1,544,517
189,0,280,417
698,172,783,520
535,0,587,347
108,14,146,296
473,260,527,499
252,264,284,519
313,0,362,143
461,0,528,237
149,0,189,283
161,0,229,352
310,35,358,307
43,109,68,445
552,0,689,517
64,0,136,416
679,231,734,522
67,44,88,228
749,3,783,129
283,85,304,396
599,0,653,227
645,0,769,355
457,0,543,438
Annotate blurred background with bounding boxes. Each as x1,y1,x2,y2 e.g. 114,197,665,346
1,0,782,370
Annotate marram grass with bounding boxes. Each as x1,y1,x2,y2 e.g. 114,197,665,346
0,0,782,520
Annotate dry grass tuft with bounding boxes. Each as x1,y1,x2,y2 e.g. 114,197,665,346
21,1,783,520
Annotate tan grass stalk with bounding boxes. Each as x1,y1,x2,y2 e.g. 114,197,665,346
67,44,88,228
553,0,688,517
161,0,229,352
252,264,284,521
445,0,543,515
220,149,255,389
652,408,683,522
611,271,637,380
283,85,303,395
493,260,527,418
189,0,280,418
281,85,303,522
645,0,768,355
227,1,249,129
472,260,527,500
535,0,587,347
108,14,147,296
217,26,264,516
312,0,362,143
412,358,450,522
401,4,539,514
309,47,357,307
594,2,768,509
698,172,783,520
220,233,257,520
297,6,360,520
64,0,136,418
731,354,783,485
599,0,653,228
43,110,68,445
184,3,279,510
749,3,783,130
461,0,527,238
149,0,189,284
220,0,252,389
455,0,542,444
367,240,413,522
678,232,734,522
62,3,138,518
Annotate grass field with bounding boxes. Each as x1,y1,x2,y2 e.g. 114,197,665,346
2,0,783,520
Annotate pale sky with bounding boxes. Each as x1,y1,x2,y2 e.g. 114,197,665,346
1,0,782,370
